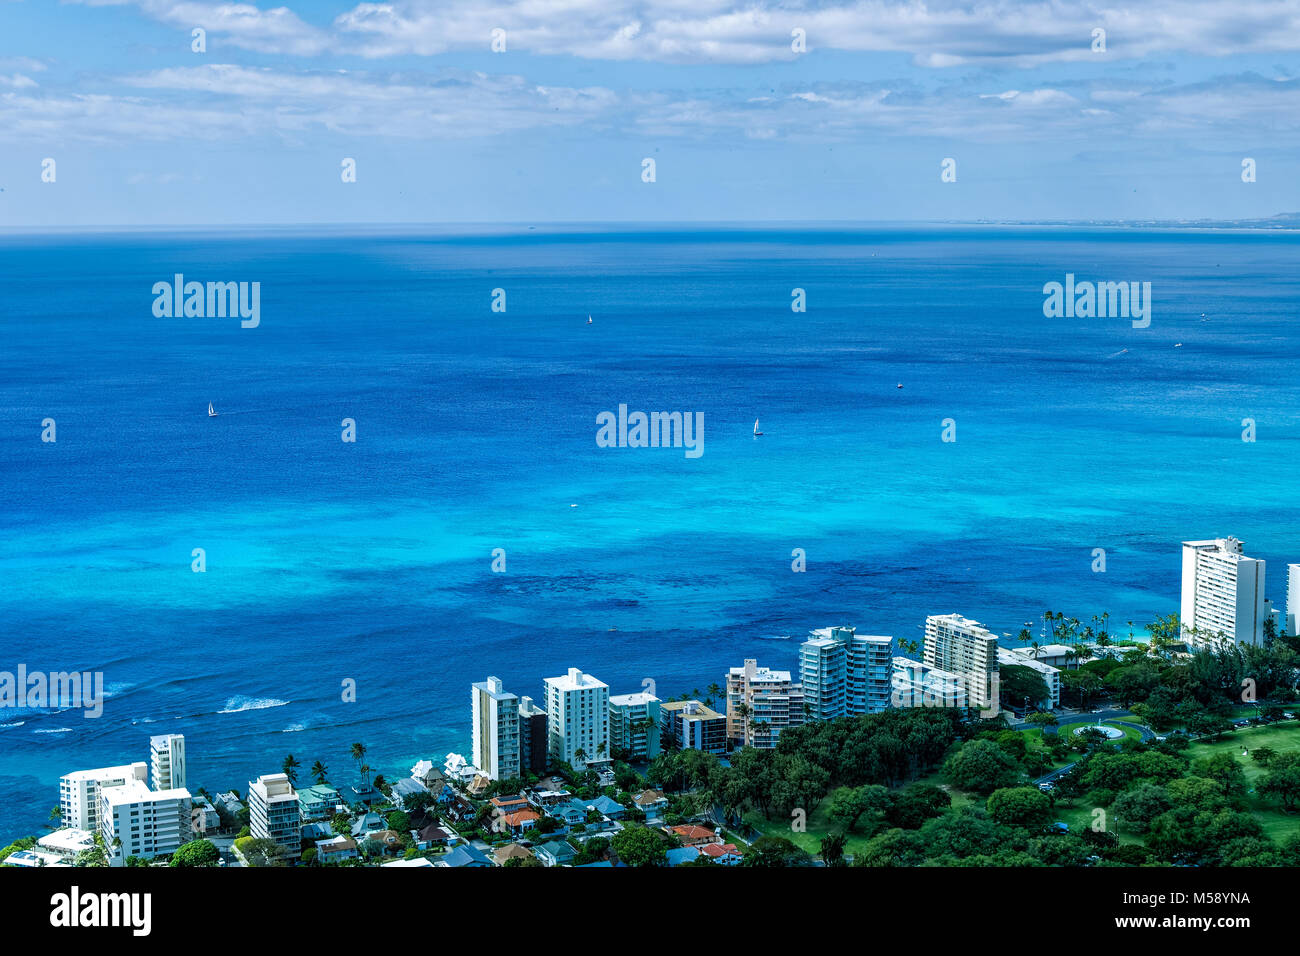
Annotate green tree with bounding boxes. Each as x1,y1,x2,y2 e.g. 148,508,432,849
171,839,221,867
985,787,1050,827
944,739,1023,794
610,826,667,867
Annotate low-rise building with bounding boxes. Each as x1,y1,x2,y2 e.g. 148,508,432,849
316,835,358,863
296,783,341,821
890,657,968,709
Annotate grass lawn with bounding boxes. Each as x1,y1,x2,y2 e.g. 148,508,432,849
1185,723,1300,842
1056,720,1144,743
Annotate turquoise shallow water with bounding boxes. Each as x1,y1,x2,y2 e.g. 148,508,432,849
1,225,1298,842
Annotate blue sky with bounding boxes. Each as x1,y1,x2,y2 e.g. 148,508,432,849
1,0,1299,225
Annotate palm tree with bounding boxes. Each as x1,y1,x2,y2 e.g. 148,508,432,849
351,742,367,786
359,763,373,790
310,760,328,785
707,682,723,700
282,754,300,786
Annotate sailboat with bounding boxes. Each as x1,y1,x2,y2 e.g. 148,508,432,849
587,314,593,325
208,402,218,418
753,419,762,437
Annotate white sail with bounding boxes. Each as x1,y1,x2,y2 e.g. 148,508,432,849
753,419,760,434
208,402,216,417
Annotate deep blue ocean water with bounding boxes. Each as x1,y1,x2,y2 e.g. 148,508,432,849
1,224,1298,843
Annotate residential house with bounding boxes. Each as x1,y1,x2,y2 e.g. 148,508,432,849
665,846,700,866
533,840,578,867
389,777,430,810
668,824,719,847
494,843,535,866
699,842,743,865
413,823,454,850
501,809,541,836
435,844,490,868
315,836,358,863
632,789,668,823
297,784,341,822
586,795,626,820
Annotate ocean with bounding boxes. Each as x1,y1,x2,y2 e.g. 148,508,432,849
1,224,1298,843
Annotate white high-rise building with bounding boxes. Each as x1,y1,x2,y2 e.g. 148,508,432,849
1287,564,1300,638
726,659,805,749
99,779,191,866
150,733,186,792
471,676,521,780
59,762,148,832
799,626,893,720
923,614,1000,716
248,773,301,858
544,668,610,767
1180,537,1267,647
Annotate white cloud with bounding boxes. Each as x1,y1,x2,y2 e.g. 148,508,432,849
65,0,1300,65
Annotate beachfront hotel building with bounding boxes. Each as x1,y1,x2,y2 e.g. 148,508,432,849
544,668,610,767
518,696,549,774
99,778,192,866
726,659,805,749
923,614,1000,716
1180,537,1267,647
248,773,302,858
890,658,969,709
609,691,662,761
799,626,893,720
471,676,521,780
661,700,728,754
59,762,149,832
150,732,186,792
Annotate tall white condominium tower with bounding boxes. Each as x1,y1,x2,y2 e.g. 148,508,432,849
544,668,610,767
1287,564,1300,638
923,614,1000,716
99,779,192,867
1180,537,1267,647
726,659,805,749
248,773,301,859
471,676,521,780
59,762,148,831
799,626,893,720
150,733,187,791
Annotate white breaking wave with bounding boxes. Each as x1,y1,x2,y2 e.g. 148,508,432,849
35,727,73,734
218,696,290,714
0,721,25,728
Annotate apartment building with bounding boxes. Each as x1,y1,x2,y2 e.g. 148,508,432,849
726,659,805,749
518,696,549,774
661,699,727,754
59,762,148,832
609,691,662,761
544,668,610,767
99,779,191,866
890,657,969,709
1181,537,1267,647
923,614,1000,716
471,676,521,781
150,733,186,792
799,626,893,720
248,773,301,859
